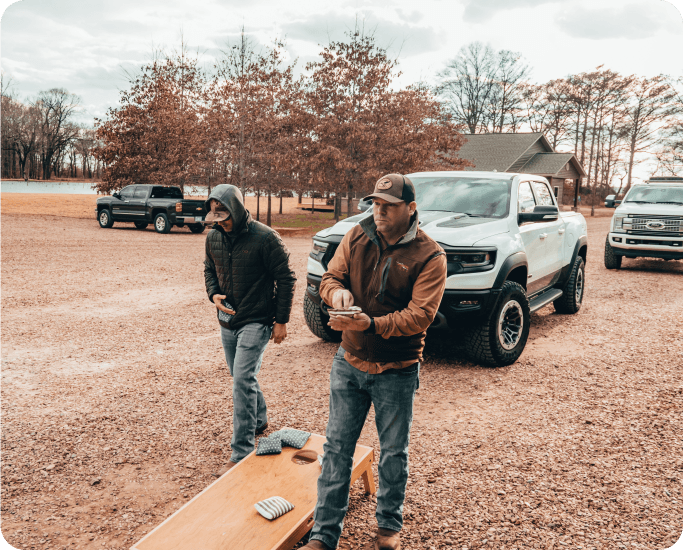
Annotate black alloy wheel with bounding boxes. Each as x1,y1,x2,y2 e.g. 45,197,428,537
189,223,205,234
465,281,531,367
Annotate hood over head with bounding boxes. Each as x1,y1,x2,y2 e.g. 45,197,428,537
205,184,249,231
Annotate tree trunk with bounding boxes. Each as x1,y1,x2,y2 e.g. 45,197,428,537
267,185,272,227
346,181,353,218
624,135,637,197
311,193,315,215
256,187,260,221
279,193,283,214
334,193,340,222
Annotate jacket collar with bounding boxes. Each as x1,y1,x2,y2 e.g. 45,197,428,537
359,211,420,248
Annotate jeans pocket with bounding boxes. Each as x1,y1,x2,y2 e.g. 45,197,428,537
395,362,419,376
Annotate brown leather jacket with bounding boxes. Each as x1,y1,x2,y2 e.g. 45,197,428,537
320,212,447,364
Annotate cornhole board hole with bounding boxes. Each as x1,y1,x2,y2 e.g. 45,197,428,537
132,433,375,550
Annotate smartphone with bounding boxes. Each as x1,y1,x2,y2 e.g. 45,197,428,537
328,306,362,316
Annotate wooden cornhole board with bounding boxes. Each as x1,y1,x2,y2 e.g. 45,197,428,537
132,433,375,550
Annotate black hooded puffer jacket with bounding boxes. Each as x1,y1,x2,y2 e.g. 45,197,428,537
203,185,297,330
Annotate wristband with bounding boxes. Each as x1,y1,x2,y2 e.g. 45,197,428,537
364,317,376,334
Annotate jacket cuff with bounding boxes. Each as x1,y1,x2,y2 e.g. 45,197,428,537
373,316,390,339
275,314,290,325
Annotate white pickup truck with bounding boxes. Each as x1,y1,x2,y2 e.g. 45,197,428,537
605,177,683,269
304,171,588,367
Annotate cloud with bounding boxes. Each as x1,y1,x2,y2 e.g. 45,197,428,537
461,0,561,23
281,11,445,58
555,1,682,39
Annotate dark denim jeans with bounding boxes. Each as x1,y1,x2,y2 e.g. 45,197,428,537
311,347,420,549
220,323,272,462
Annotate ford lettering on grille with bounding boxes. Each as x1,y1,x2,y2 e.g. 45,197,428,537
646,221,665,230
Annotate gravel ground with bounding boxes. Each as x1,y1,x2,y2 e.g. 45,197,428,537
1,214,682,550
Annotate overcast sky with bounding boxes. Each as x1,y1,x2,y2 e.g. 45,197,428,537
2,0,682,127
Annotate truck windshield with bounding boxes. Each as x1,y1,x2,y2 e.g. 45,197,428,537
151,186,183,199
411,176,512,218
624,186,683,205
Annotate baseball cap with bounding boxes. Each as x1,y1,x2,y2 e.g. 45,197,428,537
203,200,231,224
363,174,415,204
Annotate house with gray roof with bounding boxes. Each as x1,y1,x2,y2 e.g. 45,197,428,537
454,133,586,207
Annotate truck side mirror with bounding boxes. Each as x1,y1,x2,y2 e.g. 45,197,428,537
358,200,371,212
518,205,559,224
112,192,121,199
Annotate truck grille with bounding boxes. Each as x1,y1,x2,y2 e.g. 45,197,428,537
625,216,683,236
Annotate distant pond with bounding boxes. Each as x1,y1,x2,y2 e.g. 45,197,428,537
0,181,211,195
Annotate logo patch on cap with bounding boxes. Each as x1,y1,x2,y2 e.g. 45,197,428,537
377,179,393,190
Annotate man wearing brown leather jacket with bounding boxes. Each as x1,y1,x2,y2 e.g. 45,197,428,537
302,174,447,550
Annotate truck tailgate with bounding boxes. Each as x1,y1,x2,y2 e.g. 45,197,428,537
180,200,206,217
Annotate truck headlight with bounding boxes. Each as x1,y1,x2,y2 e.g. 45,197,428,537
444,248,497,274
612,215,626,233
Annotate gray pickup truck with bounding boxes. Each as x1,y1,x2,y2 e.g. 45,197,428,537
96,184,207,233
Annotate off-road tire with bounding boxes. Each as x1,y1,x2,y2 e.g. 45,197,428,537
175,222,185,228
189,223,205,234
604,238,622,269
134,222,148,230
304,293,342,342
154,213,171,234
98,209,114,228
554,256,585,314
465,281,530,368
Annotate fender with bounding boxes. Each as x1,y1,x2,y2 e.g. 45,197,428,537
555,236,588,290
493,252,528,289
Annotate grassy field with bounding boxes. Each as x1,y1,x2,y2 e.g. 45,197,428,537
0,193,351,235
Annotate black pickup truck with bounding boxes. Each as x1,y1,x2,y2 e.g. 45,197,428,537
96,184,207,233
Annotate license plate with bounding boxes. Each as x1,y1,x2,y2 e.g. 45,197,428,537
195,216,203,222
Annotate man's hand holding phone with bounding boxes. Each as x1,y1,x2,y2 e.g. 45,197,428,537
328,290,372,332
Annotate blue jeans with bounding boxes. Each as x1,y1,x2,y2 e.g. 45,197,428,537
311,347,420,549
220,323,272,462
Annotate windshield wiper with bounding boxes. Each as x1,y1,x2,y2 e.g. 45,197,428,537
625,200,656,203
653,201,683,205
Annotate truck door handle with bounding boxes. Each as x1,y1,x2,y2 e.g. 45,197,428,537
558,228,565,235
539,233,548,239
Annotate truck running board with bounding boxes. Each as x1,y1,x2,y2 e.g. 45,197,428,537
529,288,564,313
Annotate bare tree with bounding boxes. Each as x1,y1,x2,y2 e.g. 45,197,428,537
484,49,530,133
34,88,80,180
436,42,498,134
622,75,678,195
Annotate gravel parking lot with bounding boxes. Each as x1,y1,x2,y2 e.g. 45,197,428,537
1,213,682,550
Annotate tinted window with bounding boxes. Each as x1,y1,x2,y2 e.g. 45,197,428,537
518,182,536,213
120,186,135,199
133,187,148,199
532,181,555,206
150,186,183,199
411,176,512,218
624,186,683,204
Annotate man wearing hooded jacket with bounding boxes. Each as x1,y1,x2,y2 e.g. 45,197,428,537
203,184,297,472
